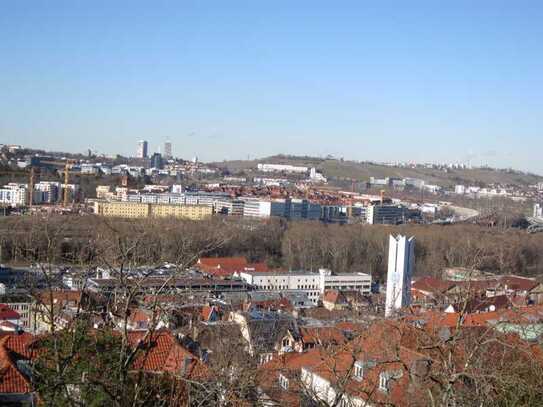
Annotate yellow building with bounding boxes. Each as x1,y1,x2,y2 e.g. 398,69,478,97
93,201,212,220
150,203,212,220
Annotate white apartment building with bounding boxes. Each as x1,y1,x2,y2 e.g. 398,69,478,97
35,181,61,203
239,269,372,305
242,198,286,218
318,269,371,293
0,183,28,207
257,163,308,174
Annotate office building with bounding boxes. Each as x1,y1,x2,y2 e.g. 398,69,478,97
385,235,415,317
366,204,408,225
137,140,148,158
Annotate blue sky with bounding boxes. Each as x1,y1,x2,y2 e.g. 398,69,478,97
1,1,542,173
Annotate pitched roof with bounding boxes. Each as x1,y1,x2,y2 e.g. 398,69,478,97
322,290,348,305
299,327,347,346
197,257,248,269
411,276,455,294
127,330,207,379
0,336,32,394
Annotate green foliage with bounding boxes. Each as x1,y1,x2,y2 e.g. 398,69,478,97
33,321,126,406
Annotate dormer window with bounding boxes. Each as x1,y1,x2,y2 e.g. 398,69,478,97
279,373,289,390
353,361,364,380
379,372,389,392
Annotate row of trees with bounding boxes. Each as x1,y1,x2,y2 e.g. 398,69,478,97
2,215,543,280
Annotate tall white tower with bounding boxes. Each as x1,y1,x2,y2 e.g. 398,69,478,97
385,235,415,317
137,140,148,158
164,141,172,159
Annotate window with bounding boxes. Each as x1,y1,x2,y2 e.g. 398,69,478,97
279,373,289,390
354,361,364,379
379,372,389,392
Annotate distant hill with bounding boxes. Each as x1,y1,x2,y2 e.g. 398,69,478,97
210,155,543,187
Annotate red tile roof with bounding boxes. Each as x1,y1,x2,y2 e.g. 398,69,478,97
411,276,455,294
0,336,32,394
127,330,207,379
322,290,347,305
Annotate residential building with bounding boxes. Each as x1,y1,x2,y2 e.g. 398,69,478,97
0,304,21,332
257,163,308,174
385,235,415,317
93,201,213,220
0,295,34,332
0,184,27,207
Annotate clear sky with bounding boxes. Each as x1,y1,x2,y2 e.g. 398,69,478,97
1,1,542,173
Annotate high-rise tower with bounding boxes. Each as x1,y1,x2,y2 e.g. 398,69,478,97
164,141,172,159
385,235,415,317
137,140,148,158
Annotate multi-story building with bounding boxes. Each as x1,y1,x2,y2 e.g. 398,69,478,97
239,269,372,305
0,295,34,332
242,198,287,218
150,152,163,169
0,183,28,207
137,140,148,158
318,269,371,294
35,181,61,203
534,203,543,218
149,203,212,220
93,201,213,220
239,271,322,304
96,185,112,200
257,163,308,174
385,235,415,317
366,204,408,225
215,198,245,216
163,141,172,159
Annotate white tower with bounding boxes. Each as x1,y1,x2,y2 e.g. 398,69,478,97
137,140,148,158
385,235,415,317
164,141,172,159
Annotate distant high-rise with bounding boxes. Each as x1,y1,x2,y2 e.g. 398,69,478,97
385,235,415,317
164,141,172,159
137,140,148,158
151,152,163,169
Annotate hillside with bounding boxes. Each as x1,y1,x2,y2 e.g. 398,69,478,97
211,155,543,187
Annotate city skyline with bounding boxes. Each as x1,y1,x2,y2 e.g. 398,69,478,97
1,1,542,173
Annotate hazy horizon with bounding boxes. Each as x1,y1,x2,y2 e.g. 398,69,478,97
1,1,542,173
